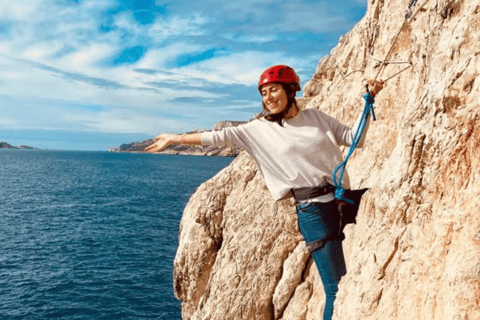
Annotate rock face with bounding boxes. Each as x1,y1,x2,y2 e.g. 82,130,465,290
173,0,480,319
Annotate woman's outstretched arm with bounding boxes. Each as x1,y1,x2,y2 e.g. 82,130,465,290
145,132,203,153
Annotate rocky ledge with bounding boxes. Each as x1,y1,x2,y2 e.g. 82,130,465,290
108,121,247,157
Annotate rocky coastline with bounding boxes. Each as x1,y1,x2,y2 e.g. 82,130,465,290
0,142,35,149
109,121,247,157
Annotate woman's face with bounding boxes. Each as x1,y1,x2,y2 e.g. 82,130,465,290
261,83,289,114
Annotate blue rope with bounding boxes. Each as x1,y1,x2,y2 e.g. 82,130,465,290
332,92,376,204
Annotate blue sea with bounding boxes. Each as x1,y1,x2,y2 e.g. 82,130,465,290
0,150,233,320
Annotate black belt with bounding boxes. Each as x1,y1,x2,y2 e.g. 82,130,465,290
291,184,336,202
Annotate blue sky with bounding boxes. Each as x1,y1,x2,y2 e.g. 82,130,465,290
0,0,367,150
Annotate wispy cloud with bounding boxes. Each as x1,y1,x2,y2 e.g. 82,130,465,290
148,14,207,39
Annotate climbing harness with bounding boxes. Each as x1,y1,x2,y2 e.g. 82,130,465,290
332,86,376,203
291,184,336,203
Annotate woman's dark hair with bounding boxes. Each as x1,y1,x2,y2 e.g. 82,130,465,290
256,83,298,127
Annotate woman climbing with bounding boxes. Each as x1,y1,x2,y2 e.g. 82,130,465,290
145,65,383,320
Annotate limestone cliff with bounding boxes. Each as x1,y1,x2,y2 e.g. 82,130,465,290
173,0,480,319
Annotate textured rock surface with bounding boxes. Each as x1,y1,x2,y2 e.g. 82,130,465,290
173,0,480,319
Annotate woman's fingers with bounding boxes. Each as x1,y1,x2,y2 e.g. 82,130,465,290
373,80,384,95
375,80,384,94
145,142,157,152
367,80,384,96
145,135,172,153
145,140,161,152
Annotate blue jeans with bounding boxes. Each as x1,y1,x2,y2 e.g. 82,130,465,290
296,200,347,320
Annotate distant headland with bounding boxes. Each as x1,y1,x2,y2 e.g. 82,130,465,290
0,142,36,149
108,121,247,157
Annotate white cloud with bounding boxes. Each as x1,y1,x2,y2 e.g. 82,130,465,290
0,0,115,59
56,44,116,70
0,93,193,135
0,1,43,20
0,51,222,112
158,0,355,34
148,14,207,40
134,43,204,69
23,43,65,61
222,33,278,44
110,11,146,42
281,2,350,32
62,108,189,134
173,51,305,85
0,115,17,127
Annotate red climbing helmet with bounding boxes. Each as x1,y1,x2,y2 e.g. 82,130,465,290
258,65,301,92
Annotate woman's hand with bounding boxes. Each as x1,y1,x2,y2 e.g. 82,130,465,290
145,133,179,153
145,132,203,153
367,80,384,97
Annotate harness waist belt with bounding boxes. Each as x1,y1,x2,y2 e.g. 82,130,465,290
291,184,336,202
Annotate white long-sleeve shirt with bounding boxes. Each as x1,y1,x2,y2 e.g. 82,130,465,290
201,108,370,201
